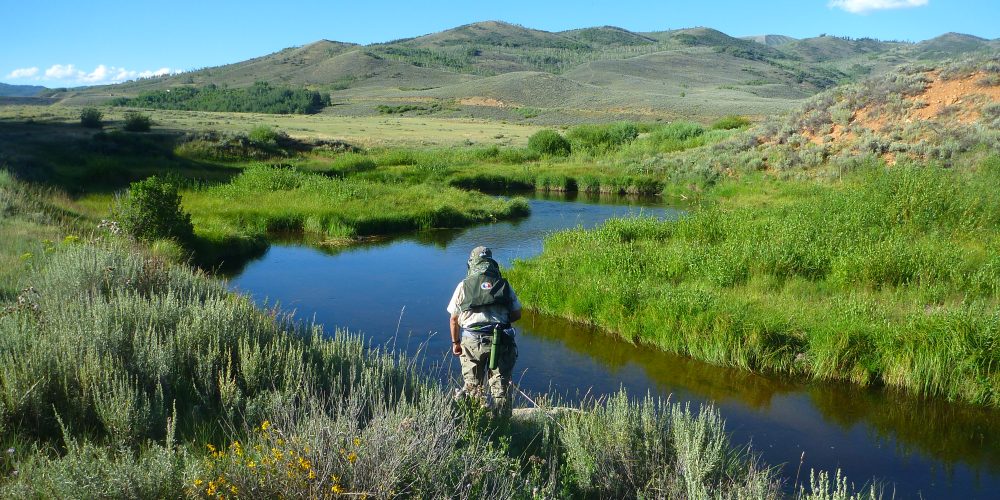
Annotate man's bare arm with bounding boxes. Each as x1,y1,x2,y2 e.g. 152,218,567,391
450,315,462,356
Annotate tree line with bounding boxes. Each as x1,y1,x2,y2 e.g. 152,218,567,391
110,81,331,114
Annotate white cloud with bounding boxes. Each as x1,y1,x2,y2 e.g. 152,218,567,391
45,64,80,79
829,0,929,14
6,67,39,79
35,63,182,85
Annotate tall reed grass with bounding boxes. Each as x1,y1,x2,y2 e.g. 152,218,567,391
510,159,1000,407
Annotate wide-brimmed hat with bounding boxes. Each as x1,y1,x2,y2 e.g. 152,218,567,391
469,246,492,260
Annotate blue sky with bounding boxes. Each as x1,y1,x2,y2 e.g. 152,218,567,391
3,0,998,87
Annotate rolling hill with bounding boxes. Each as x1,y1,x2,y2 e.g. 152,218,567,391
53,21,999,121
0,83,47,97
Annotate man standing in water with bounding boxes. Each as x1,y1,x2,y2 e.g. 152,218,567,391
447,246,522,414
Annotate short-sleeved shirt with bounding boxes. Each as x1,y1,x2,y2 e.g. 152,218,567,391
447,281,522,328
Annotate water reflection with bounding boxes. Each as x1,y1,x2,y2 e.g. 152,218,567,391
226,194,1000,498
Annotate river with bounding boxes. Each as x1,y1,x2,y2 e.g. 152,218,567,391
226,193,1000,498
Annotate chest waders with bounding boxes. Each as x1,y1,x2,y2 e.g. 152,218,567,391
460,256,512,409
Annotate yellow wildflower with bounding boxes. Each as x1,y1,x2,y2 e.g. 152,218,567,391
346,452,358,464
206,444,217,453
194,479,204,487
230,485,238,494
260,420,271,431
308,470,316,480
332,484,344,494
247,460,256,468
353,437,361,447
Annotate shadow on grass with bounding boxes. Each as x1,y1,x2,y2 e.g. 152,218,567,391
0,119,243,194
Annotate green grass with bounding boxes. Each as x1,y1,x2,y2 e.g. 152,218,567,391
0,171,89,299
510,158,1000,408
181,164,530,247
0,174,871,498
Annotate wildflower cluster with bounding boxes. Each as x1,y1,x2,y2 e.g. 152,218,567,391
189,421,366,498
97,219,121,235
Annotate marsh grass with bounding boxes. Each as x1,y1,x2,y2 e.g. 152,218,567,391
181,165,530,251
510,159,1000,407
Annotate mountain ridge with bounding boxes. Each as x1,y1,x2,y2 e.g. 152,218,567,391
54,22,998,121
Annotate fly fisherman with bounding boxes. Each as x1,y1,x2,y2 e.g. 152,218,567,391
447,246,522,415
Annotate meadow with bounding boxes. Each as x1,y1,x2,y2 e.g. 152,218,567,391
0,104,541,148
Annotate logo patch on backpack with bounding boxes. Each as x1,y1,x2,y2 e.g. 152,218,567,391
480,282,493,290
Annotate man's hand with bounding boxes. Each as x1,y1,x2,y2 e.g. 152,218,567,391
452,342,462,357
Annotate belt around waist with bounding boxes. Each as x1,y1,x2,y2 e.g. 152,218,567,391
462,323,511,334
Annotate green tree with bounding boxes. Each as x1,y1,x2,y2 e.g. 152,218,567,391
79,107,103,129
114,176,194,245
123,111,153,132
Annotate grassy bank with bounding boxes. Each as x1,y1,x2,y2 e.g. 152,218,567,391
71,165,531,265
510,158,1000,408
184,165,530,251
0,175,875,498
291,120,741,196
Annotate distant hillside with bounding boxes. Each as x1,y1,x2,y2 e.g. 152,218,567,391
742,35,797,47
0,83,46,97
57,22,999,121
915,33,994,59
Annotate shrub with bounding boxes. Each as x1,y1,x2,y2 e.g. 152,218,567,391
79,108,103,129
567,122,639,153
113,176,194,244
527,129,571,156
123,111,152,132
712,115,751,130
653,122,705,141
248,125,279,145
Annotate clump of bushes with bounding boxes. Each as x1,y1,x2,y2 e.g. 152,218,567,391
113,176,193,245
376,103,442,115
175,129,295,161
712,115,751,130
528,129,571,156
248,125,280,145
79,107,103,129
122,111,152,132
567,122,639,153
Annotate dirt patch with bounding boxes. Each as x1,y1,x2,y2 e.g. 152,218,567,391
804,71,997,147
910,72,1000,123
459,97,507,108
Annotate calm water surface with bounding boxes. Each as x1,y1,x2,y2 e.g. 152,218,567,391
227,193,1000,498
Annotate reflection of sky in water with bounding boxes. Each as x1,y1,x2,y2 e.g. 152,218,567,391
228,197,1000,498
